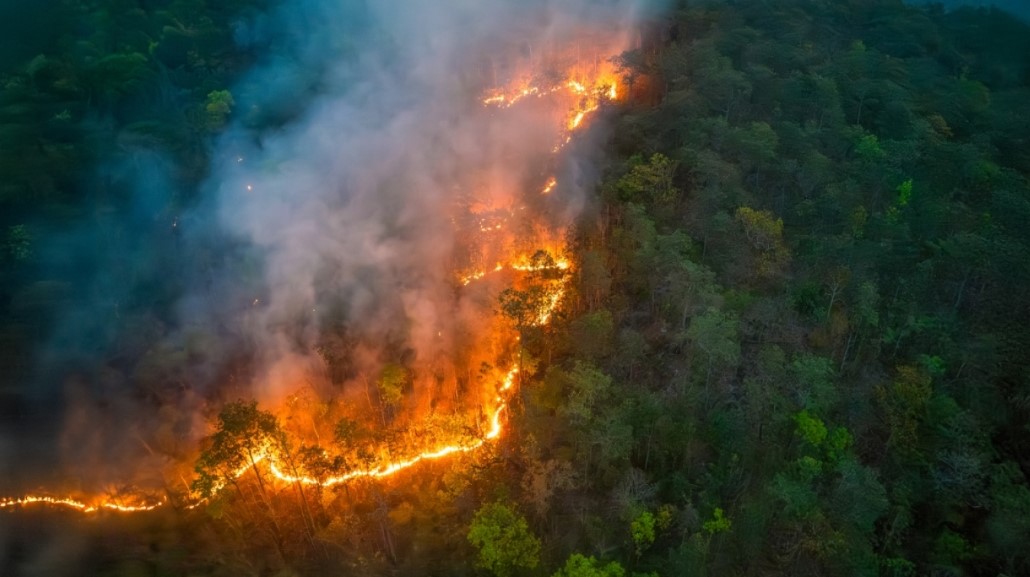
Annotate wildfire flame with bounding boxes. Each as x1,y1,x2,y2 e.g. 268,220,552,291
0,280,544,514
460,255,570,286
1,37,623,516
482,73,619,140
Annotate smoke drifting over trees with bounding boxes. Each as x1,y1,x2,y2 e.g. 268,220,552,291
1,0,653,539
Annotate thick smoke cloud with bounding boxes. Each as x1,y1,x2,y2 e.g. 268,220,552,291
194,0,647,406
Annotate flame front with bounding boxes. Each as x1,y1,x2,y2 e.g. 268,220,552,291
1,35,625,516
1,257,559,514
0,495,164,513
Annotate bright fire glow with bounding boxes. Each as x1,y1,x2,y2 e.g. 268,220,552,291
1,290,544,514
483,73,619,141
2,35,624,516
0,495,165,513
460,254,570,286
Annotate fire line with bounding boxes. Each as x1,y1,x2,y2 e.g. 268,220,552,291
1,47,622,516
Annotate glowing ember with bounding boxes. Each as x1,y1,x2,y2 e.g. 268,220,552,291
541,177,557,195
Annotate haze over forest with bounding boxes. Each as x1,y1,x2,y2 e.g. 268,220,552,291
1,1,1029,576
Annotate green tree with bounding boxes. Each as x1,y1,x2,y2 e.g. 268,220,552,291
552,553,625,577
986,462,1030,570
615,153,679,205
191,401,296,561
630,510,656,556
789,354,837,413
577,249,612,311
727,121,778,184
794,410,828,446
204,89,234,131
467,502,541,577
686,307,740,391
569,309,615,360
702,507,732,535
557,361,614,428
876,365,932,452
693,42,752,121
735,207,789,265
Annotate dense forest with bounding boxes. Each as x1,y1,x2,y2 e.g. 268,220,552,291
2,0,1030,576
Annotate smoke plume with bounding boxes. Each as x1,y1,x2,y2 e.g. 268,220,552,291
1,0,655,522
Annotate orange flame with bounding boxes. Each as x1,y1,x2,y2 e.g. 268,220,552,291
0,320,539,513
541,177,557,195
459,253,569,286
0,495,165,514
1,36,619,516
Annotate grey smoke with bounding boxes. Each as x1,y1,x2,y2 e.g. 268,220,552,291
197,0,649,405
1,0,657,500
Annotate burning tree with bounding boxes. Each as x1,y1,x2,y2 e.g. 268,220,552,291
192,401,327,562
192,401,284,499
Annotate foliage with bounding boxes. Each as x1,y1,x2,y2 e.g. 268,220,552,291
204,89,235,131
551,554,625,577
467,502,541,577
702,507,731,535
733,206,790,278
630,510,656,555
377,362,408,408
515,2,1030,576
794,410,828,447
616,153,679,205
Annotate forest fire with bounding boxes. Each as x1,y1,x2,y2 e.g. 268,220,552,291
0,280,538,514
0,30,625,517
0,367,526,515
